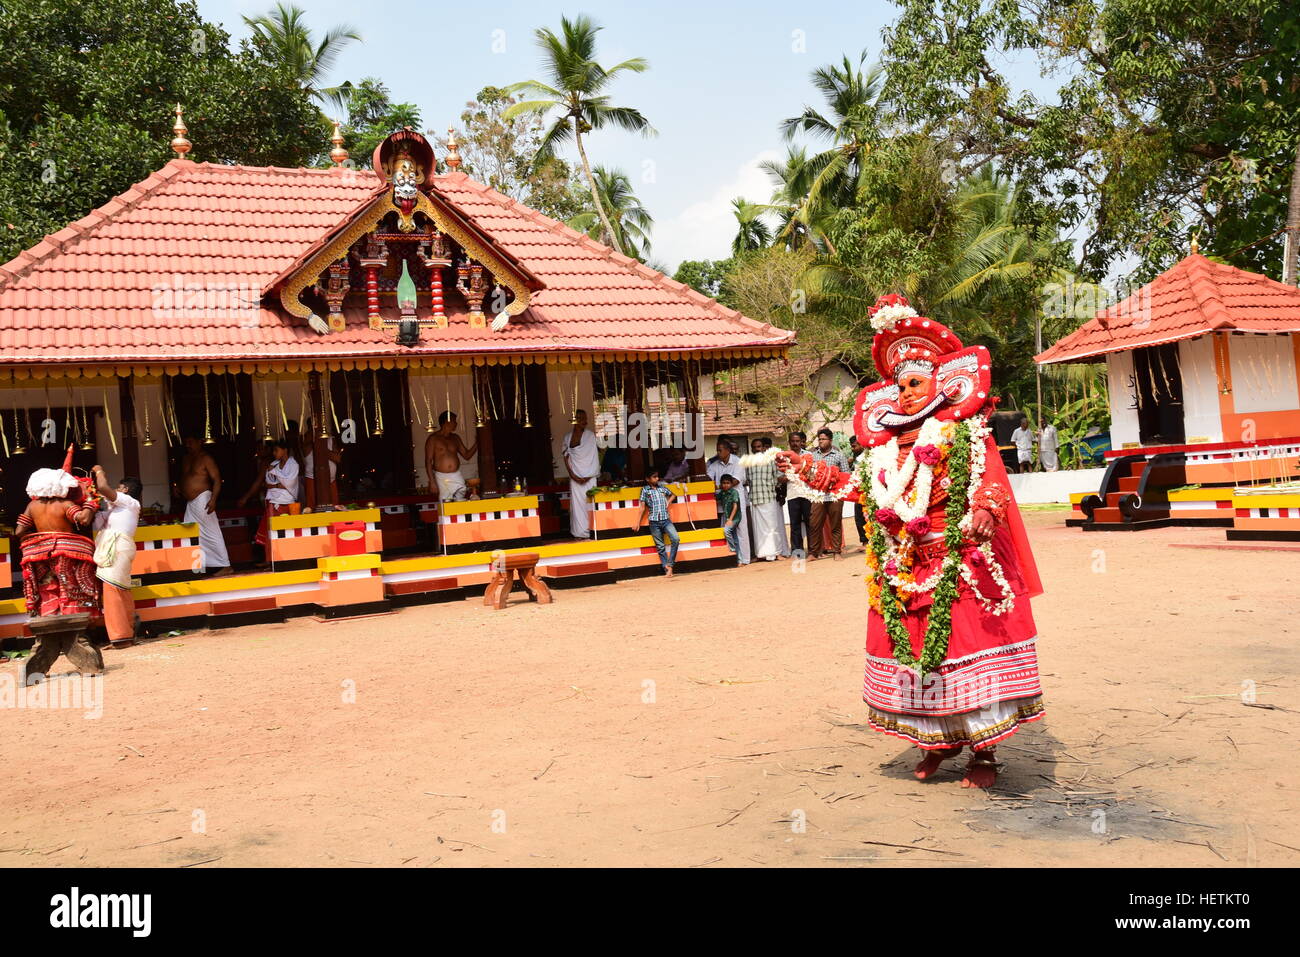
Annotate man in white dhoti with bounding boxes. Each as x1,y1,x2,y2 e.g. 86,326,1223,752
425,411,477,502
707,440,751,564
562,409,601,539
743,438,787,561
177,436,230,575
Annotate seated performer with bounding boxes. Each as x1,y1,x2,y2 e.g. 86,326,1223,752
240,438,300,564
14,452,104,677
425,411,477,502
776,294,1045,789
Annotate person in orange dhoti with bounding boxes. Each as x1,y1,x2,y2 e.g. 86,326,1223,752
14,450,103,676
91,466,142,648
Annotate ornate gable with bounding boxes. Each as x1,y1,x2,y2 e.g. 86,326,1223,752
269,129,544,338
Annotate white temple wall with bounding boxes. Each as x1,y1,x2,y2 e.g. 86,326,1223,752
1178,336,1224,443
1228,333,1300,415
1104,352,1141,447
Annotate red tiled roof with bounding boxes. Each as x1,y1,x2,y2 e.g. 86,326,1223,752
0,161,794,366
1037,254,1300,365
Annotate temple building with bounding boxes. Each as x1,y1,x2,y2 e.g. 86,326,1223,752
1037,251,1300,538
0,118,794,637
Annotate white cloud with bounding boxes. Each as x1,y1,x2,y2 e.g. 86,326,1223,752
655,149,782,271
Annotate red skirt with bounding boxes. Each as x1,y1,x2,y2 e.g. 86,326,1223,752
21,531,98,617
254,503,296,547
863,525,1044,749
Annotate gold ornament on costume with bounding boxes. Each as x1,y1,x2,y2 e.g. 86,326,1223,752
171,104,192,158
330,120,349,167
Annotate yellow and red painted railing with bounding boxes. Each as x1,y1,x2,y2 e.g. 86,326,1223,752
1227,485,1300,541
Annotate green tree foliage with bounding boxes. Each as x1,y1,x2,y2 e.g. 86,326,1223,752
567,166,653,260
453,86,590,222
672,259,734,300
0,0,323,263
730,198,772,255
242,1,361,115
880,0,1300,278
503,14,654,255
331,78,421,169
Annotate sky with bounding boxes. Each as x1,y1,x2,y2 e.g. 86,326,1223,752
199,0,1062,272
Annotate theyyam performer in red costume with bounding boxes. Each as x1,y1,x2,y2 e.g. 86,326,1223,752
775,294,1045,789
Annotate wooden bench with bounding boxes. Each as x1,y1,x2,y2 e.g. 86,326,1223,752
483,552,553,610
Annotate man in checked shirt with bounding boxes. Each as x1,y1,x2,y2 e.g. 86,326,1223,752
747,437,789,561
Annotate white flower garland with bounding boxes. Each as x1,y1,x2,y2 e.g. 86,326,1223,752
867,416,951,523
869,302,919,332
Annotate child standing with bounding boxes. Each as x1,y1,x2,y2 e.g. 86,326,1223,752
717,474,742,563
634,469,679,577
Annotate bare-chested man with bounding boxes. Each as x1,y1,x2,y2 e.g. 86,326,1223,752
175,435,230,574
15,464,103,676
425,412,477,501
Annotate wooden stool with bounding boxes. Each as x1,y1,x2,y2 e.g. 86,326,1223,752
484,552,553,610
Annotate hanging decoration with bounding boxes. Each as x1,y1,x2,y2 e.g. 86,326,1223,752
141,391,154,447
100,387,118,455
371,369,384,437
203,374,214,445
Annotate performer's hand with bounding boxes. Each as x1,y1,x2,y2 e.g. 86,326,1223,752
206,499,217,514
969,507,996,540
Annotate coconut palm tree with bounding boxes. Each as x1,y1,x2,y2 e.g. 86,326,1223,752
502,14,654,255
244,2,362,114
567,166,654,261
781,51,887,219
730,198,772,256
759,145,817,249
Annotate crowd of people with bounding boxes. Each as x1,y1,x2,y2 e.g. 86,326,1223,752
625,427,867,577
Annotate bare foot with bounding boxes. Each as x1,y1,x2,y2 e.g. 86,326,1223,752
914,746,962,780
664,566,674,578
210,567,235,578
961,750,998,788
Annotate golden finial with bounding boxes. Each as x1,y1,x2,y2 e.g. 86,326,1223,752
445,126,462,171
171,104,192,158
329,119,349,167
1190,232,1200,255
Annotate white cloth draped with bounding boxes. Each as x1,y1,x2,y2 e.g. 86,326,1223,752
751,501,787,559
563,429,601,539
184,490,230,571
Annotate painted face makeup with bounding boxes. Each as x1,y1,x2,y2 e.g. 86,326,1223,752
897,372,937,416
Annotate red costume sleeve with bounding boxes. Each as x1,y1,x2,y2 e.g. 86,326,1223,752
975,434,1043,598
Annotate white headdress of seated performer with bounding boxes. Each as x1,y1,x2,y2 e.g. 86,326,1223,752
26,468,79,499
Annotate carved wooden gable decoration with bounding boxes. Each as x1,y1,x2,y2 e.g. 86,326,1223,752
268,129,543,337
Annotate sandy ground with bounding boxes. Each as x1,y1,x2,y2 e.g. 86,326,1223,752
2,509,1297,868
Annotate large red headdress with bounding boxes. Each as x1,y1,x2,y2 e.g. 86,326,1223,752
852,295,992,447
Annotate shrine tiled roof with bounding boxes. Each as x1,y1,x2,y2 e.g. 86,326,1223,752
1037,253,1300,365
0,160,794,368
